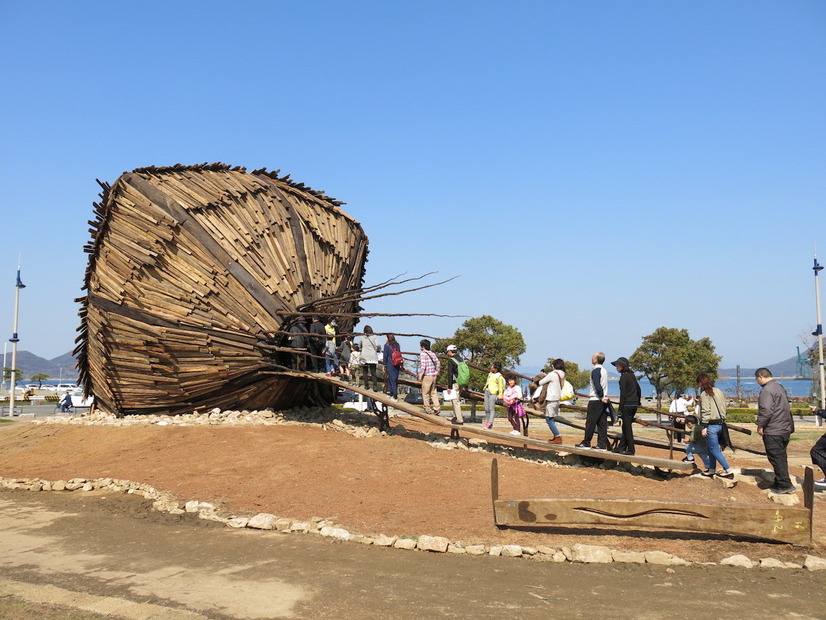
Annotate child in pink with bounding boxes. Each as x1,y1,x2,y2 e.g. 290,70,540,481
503,377,524,436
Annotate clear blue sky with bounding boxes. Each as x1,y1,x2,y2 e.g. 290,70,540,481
1,1,824,371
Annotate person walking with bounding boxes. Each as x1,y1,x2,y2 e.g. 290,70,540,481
611,356,640,455
482,362,506,429
682,414,711,469
503,376,524,436
577,353,609,450
383,334,402,400
538,359,565,443
339,336,352,381
359,326,381,391
755,368,795,494
418,339,441,415
445,344,464,425
696,373,735,479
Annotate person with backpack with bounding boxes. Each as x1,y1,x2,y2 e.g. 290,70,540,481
445,344,469,425
383,334,403,400
538,358,565,444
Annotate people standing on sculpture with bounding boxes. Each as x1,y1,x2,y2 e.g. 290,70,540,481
682,414,711,469
287,317,308,370
538,359,565,444
418,339,441,415
696,373,735,479
482,362,505,429
445,344,464,425
503,376,525,436
383,334,402,400
755,367,795,494
611,356,640,455
308,316,326,372
810,407,826,487
669,392,694,442
339,336,352,381
359,325,381,391
577,352,609,450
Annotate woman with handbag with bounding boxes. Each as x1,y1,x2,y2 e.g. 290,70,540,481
696,373,735,479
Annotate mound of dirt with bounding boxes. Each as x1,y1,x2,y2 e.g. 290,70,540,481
0,414,822,564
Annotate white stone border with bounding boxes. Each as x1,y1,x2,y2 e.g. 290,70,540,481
1,474,824,571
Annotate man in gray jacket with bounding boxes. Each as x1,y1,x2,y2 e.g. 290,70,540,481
755,368,795,494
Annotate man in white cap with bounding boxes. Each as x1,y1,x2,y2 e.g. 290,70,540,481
445,344,463,424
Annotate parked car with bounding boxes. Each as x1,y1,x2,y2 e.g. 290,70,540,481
56,383,79,392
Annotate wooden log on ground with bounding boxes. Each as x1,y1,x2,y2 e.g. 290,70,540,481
491,459,814,546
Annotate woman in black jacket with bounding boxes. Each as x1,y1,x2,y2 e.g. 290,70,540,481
611,357,640,455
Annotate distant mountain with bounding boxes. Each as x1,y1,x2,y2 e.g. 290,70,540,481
3,351,78,380
720,353,810,379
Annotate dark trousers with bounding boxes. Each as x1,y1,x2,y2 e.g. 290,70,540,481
617,405,637,454
763,434,792,489
673,419,685,442
583,400,608,449
811,434,826,478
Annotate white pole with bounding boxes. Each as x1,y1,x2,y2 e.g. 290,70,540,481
814,256,825,428
1,341,6,391
8,268,25,416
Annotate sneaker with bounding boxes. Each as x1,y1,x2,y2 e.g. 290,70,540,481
770,486,796,495
549,436,563,444
717,471,735,480
815,478,826,487
681,457,694,463
575,442,591,449
594,446,608,451
450,418,464,425
483,423,492,429
509,430,521,436
700,470,715,478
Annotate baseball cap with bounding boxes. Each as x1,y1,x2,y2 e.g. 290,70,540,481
446,344,458,352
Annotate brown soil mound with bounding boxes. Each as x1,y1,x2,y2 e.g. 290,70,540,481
0,417,822,564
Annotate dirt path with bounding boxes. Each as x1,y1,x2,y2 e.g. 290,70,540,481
0,489,823,620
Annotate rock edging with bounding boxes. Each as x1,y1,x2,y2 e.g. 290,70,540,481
0,474,822,571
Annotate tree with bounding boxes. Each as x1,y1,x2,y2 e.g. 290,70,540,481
630,327,721,409
30,373,50,388
434,315,526,390
3,367,24,383
543,356,589,391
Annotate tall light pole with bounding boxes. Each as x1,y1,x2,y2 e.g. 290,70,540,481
8,267,25,416
814,256,825,427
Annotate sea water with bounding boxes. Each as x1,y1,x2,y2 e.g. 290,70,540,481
631,377,815,400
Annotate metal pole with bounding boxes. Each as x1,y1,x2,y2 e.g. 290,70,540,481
1,341,6,391
8,268,25,417
814,256,825,427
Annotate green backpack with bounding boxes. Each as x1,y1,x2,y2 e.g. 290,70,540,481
455,359,470,387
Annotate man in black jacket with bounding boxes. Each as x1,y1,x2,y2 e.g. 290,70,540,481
612,357,640,455
308,316,327,372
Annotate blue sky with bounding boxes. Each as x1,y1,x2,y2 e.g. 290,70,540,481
0,1,824,370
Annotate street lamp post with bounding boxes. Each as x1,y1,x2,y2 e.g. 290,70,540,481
814,256,825,428
8,268,25,416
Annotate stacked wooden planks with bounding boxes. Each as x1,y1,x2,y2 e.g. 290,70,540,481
75,164,368,415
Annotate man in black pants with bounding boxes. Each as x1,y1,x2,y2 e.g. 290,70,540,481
577,352,609,450
755,368,795,494
307,316,326,372
611,356,640,455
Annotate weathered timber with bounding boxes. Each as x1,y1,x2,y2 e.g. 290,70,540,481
491,459,814,546
76,164,367,415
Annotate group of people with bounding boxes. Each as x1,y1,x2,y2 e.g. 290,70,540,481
287,323,826,492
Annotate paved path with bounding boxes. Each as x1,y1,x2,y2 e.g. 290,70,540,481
0,489,824,619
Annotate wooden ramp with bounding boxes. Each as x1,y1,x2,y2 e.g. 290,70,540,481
271,370,693,472
491,459,814,546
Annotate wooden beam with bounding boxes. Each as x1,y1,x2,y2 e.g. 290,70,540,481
490,459,814,546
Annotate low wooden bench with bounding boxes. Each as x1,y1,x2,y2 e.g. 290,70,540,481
490,459,814,546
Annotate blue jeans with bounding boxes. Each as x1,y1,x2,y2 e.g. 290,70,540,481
325,350,338,374
705,424,730,471
545,401,561,436
686,443,710,469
